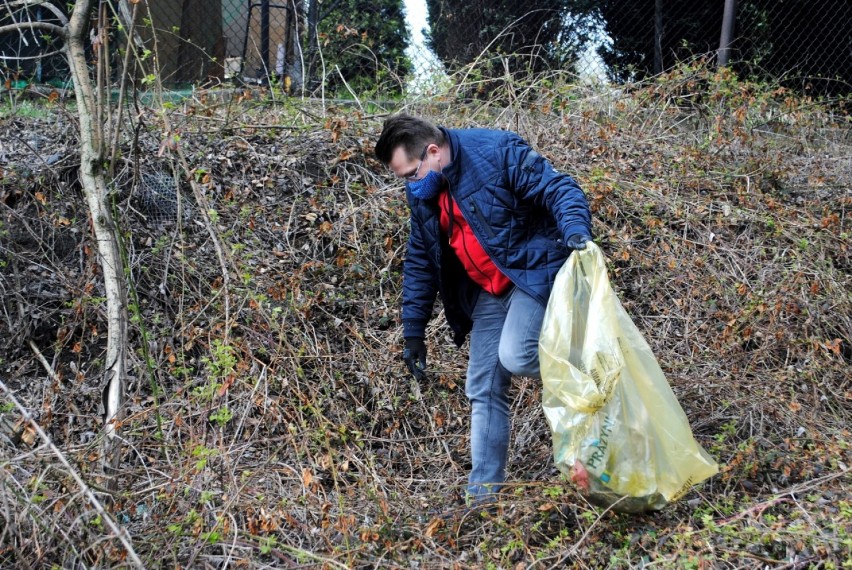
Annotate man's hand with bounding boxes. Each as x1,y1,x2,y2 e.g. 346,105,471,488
403,337,427,381
565,234,592,250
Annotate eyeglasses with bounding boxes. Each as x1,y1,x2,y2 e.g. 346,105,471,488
405,146,430,182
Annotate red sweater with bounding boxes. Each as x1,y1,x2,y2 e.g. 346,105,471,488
439,190,512,296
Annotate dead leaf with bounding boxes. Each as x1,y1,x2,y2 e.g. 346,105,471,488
283,511,301,529
810,281,820,295
434,411,445,427
217,376,234,397
439,375,457,390
424,517,444,537
19,422,37,446
821,213,839,228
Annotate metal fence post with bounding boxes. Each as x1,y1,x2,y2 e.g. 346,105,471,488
654,0,663,74
718,0,737,67
261,0,270,76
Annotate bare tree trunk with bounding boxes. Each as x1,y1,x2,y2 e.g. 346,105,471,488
65,0,128,477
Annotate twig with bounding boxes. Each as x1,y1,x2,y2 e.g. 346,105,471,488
108,0,140,172
334,65,364,113
543,497,629,569
774,468,851,498
28,340,62,384
0,378,145,569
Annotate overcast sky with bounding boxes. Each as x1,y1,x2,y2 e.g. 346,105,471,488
401,2,606,84
402,0,444,87
405,0,428,49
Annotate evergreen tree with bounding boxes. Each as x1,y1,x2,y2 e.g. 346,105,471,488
736,0,851,96
571,0,850,96
309,0,411,95
424,0,591,95
572,0,722,83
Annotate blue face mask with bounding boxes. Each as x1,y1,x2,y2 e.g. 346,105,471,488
407,169,443,200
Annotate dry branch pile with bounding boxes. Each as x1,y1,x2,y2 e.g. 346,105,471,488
1,66,850,568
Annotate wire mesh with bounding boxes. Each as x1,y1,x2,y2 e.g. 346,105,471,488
0,1,848,96
239,2,293,83
135,172,191,227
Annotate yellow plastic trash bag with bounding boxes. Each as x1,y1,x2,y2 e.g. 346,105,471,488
539,243,718,513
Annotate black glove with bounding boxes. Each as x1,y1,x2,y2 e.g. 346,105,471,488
565,234,592,250
402,337,427,381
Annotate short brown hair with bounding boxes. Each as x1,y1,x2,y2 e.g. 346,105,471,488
374,114,444,165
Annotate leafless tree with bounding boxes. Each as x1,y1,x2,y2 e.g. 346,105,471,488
1,0,129,476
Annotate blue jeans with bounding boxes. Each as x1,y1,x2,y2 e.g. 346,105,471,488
466,286,544,502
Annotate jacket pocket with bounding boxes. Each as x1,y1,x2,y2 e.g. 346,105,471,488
467,200,496,239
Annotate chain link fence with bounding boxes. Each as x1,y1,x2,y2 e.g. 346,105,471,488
1,1,849,96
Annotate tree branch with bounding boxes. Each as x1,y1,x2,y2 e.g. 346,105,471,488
3,0,53,7
0,48,63,60
3,0,69,24
0,378,144,568
0,21,65,36
113,0,144,48
67,0,100,154
28,340,62,384
38,0,70,24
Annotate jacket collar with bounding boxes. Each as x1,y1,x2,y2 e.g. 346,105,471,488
439,127,460,180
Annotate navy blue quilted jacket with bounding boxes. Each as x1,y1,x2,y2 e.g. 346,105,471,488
402,127,592,346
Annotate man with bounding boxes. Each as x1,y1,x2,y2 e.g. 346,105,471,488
374,114,592,506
